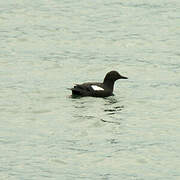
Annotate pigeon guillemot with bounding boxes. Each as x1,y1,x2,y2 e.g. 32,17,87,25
70,71,128,97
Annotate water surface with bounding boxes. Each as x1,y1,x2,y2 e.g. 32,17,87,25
0,0,180,179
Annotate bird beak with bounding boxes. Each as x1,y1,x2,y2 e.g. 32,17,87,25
120,75,128,79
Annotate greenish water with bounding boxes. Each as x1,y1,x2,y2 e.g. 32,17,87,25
0,0,180,179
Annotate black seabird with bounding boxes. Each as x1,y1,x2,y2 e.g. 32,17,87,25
70,71,128,97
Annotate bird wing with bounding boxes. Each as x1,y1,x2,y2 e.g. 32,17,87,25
70,83,92,95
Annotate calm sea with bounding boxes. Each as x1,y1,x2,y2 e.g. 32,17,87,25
0,0,180,179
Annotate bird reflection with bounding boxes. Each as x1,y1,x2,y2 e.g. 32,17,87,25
104,97,124,115
100,97,125,125
69,95,125,125
101,119,121,125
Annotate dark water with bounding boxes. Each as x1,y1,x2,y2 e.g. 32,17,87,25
0,0,180,179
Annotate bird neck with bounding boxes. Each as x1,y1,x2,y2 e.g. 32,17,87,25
103,79,115,91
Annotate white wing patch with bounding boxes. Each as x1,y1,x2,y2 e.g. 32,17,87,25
91,85,104,91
